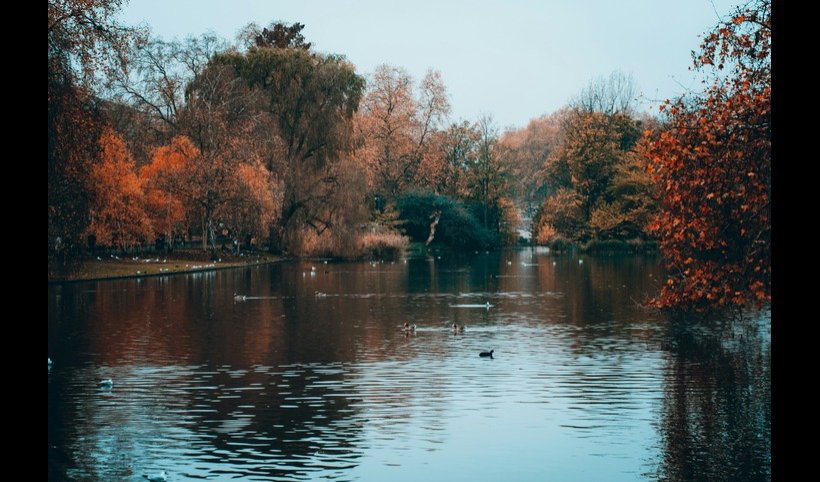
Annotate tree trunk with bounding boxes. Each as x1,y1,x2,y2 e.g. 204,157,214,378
201,212,207,250
426,210,441,246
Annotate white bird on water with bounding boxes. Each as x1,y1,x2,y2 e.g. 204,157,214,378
233,293,247,301
143,470,167,482
99,379,113,389
48,358,53,368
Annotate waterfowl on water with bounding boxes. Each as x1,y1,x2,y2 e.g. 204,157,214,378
403,322,416,332
99,379,113,388
479,349,494,358
48,357,53,368
452,323,465,333
233,293,246,301
143,471,167,482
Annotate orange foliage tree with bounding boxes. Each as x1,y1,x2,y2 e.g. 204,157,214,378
646,0,770,311
433,120,480,198
140,136,197,248
231,161,282,245
88,129,153,250
357,65,450,201
48,0,138,269
500,112,562,217
533,108,647,243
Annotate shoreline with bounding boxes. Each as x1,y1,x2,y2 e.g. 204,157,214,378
48,256,282,284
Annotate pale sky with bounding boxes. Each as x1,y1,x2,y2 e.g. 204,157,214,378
119,0,739,129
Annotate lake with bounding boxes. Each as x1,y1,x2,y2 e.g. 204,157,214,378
48,249,770,481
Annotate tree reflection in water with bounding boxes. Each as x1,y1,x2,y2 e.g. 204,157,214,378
657,314,770,482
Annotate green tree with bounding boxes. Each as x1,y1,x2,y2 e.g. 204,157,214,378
396,191,494,250
245,21,312,50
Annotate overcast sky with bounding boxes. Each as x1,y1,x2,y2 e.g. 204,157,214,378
119,0,739,129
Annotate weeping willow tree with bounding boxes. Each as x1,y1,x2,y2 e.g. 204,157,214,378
217,23,366,253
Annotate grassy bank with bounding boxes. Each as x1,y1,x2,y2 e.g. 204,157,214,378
49,253,280,283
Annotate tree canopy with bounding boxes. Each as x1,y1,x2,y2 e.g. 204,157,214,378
47,7,770,312
646,0,770,311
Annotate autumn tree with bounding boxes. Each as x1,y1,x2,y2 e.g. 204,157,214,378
219,30,366,252
358,65,450,201
358,65,417,198
646,0,770,310
113,23,359,254
589,136,657,239
110,33,229,164
535,188,584,242
533,83,651,244
48,0,139,270
114,31,281,249
178,61,264,249
463,116,517,241
230,161,282,246
87,129,153,250
412,69,452,187
430,120,480,198
140,136,197,249
500,111,563,218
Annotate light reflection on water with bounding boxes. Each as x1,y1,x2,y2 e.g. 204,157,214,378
48,250,770,481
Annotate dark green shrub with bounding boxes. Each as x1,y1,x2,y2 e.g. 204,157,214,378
396,191,496,250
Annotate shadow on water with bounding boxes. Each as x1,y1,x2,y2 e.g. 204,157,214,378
48,249,770,481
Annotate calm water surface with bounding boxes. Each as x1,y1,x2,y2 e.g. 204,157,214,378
48,249,770,481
